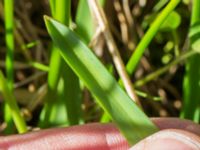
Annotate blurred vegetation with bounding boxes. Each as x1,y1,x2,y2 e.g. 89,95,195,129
0,0,199,137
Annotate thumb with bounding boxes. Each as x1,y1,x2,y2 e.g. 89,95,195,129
130,129,200,150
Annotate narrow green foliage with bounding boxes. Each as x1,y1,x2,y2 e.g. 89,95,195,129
49,0,56,16
5,0,14,89
76,0,107,123
4,0,15,134
153,0,168,12
55,0,71,25
182,0,200,123
75,0,93,43
75,0,105,43
100,112,110,123
135,50,196,87
126,0,181,74
29,62,49,72
21,41,38,50
191,0,200,25
40,0,82,127
44,17,158,145
62,69,82,125
0,71,27,133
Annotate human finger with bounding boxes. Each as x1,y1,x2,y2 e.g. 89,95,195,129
130,129,200,150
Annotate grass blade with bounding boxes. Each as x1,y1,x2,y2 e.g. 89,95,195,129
44,17,158,145
39,0,82,127
126,0,181,75
75,0,93,43
182,0,200,123
0,71,27,133
4,0,15,134
135,50,196,87
75,0,105,43
49,0,56,16
5,0,14,88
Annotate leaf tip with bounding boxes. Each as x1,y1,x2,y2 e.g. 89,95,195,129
43,15,51,22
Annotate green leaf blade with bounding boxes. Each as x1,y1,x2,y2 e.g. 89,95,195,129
75,0,105,43
40,0,83,127
44,16,158,145
0,71,27,133
182,0,200,122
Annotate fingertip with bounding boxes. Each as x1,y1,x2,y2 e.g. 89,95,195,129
130,129,200,150
151,117,200,136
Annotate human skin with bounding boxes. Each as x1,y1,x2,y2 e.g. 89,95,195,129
0,118,199,150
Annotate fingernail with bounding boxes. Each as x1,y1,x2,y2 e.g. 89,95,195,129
130,130,200,150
